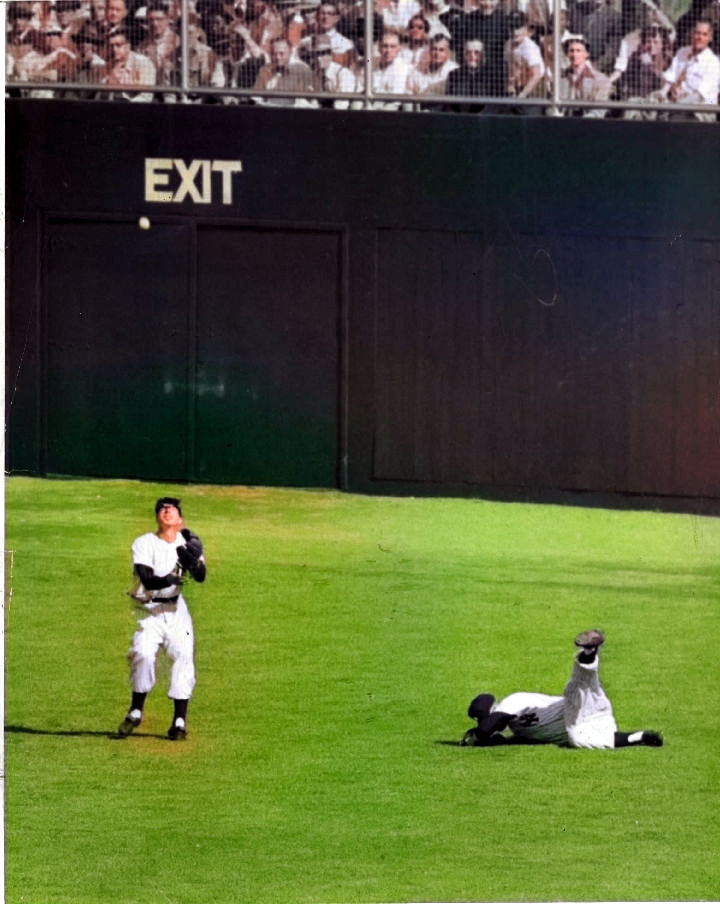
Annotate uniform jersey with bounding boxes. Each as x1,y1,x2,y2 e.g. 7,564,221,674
494,691,568,743
130,531,185,604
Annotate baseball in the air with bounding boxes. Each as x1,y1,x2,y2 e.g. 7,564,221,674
138,216,151,230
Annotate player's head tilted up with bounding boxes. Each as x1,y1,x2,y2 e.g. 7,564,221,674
155,496,182,517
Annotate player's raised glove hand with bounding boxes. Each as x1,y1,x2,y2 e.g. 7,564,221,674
176,545,198,570
180,528,203,559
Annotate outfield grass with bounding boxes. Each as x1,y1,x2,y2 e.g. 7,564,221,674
5,476,720,903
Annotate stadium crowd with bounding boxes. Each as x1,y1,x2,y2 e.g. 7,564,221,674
6,0,720,117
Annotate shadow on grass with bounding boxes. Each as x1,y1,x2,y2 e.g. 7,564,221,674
435,738,547,748
5,723,168,740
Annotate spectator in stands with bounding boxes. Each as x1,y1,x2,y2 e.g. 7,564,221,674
558,34,612,114
106,0,133,41
380,0,422,32
139,2,179,85
464,0,512,94
197,2,233,56
538,7,569,95
55,1,92,41
416,0,454,39
407,33,459,94
614,23,673,100
675,0,720,50
342,41,374,106
6,2,38,82
76,0,111,49
176,19,227,98
253,35,316,105
101,26,157,100
284,4,309,57
305,34,358,105
49,2,87,62
223,19,268,91
506,15,546,106
658,20,720,119
72,33,109,95
303,3,355,60
401,14,432,67
438,0,469,51
81,0,142,55
609,0,676,88
514,0,565,41
246,0,286,56
335,0,384,50
445,37,494,109
372,28,412,97
21,24,80,87
568,0,623,72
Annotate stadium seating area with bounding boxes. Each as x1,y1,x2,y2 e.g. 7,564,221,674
5,0,720,118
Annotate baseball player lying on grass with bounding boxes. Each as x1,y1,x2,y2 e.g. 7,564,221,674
461,630,663,749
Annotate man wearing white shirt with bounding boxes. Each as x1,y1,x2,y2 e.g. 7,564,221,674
102,27,156,101
380,0,421,30
313,3,355,57
408,34,458,96
139,2,177,85
399,15,431,67
662,20,720,120
309,35,358,107
506,20,545,101
372,29,411,101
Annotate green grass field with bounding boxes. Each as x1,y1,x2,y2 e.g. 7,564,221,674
5,476,720,904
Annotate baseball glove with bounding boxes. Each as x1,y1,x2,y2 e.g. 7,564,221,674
177,545,197,569
180,528,203,558
177,528,204,572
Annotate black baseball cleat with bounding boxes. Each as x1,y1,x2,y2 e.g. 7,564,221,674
117,713,141,738
641,731,663,747
167,719,187,741
574,629,605,650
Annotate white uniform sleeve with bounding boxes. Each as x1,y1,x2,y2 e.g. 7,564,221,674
132,533,156,568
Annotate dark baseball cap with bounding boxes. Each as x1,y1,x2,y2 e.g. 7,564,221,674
155,497,182,516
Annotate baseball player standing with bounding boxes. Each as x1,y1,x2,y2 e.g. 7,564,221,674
461,630,663,749
117,497,206,741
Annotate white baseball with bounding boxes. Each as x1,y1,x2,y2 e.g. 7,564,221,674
138,216,151,230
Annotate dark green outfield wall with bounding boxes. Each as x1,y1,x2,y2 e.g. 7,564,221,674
6,99,720,508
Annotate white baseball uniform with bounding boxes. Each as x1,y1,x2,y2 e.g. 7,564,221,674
127,531,197,700
494,654,617,748
492,691,567,743
562,655,617,748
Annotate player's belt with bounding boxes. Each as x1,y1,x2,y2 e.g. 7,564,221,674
149,597,178,614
